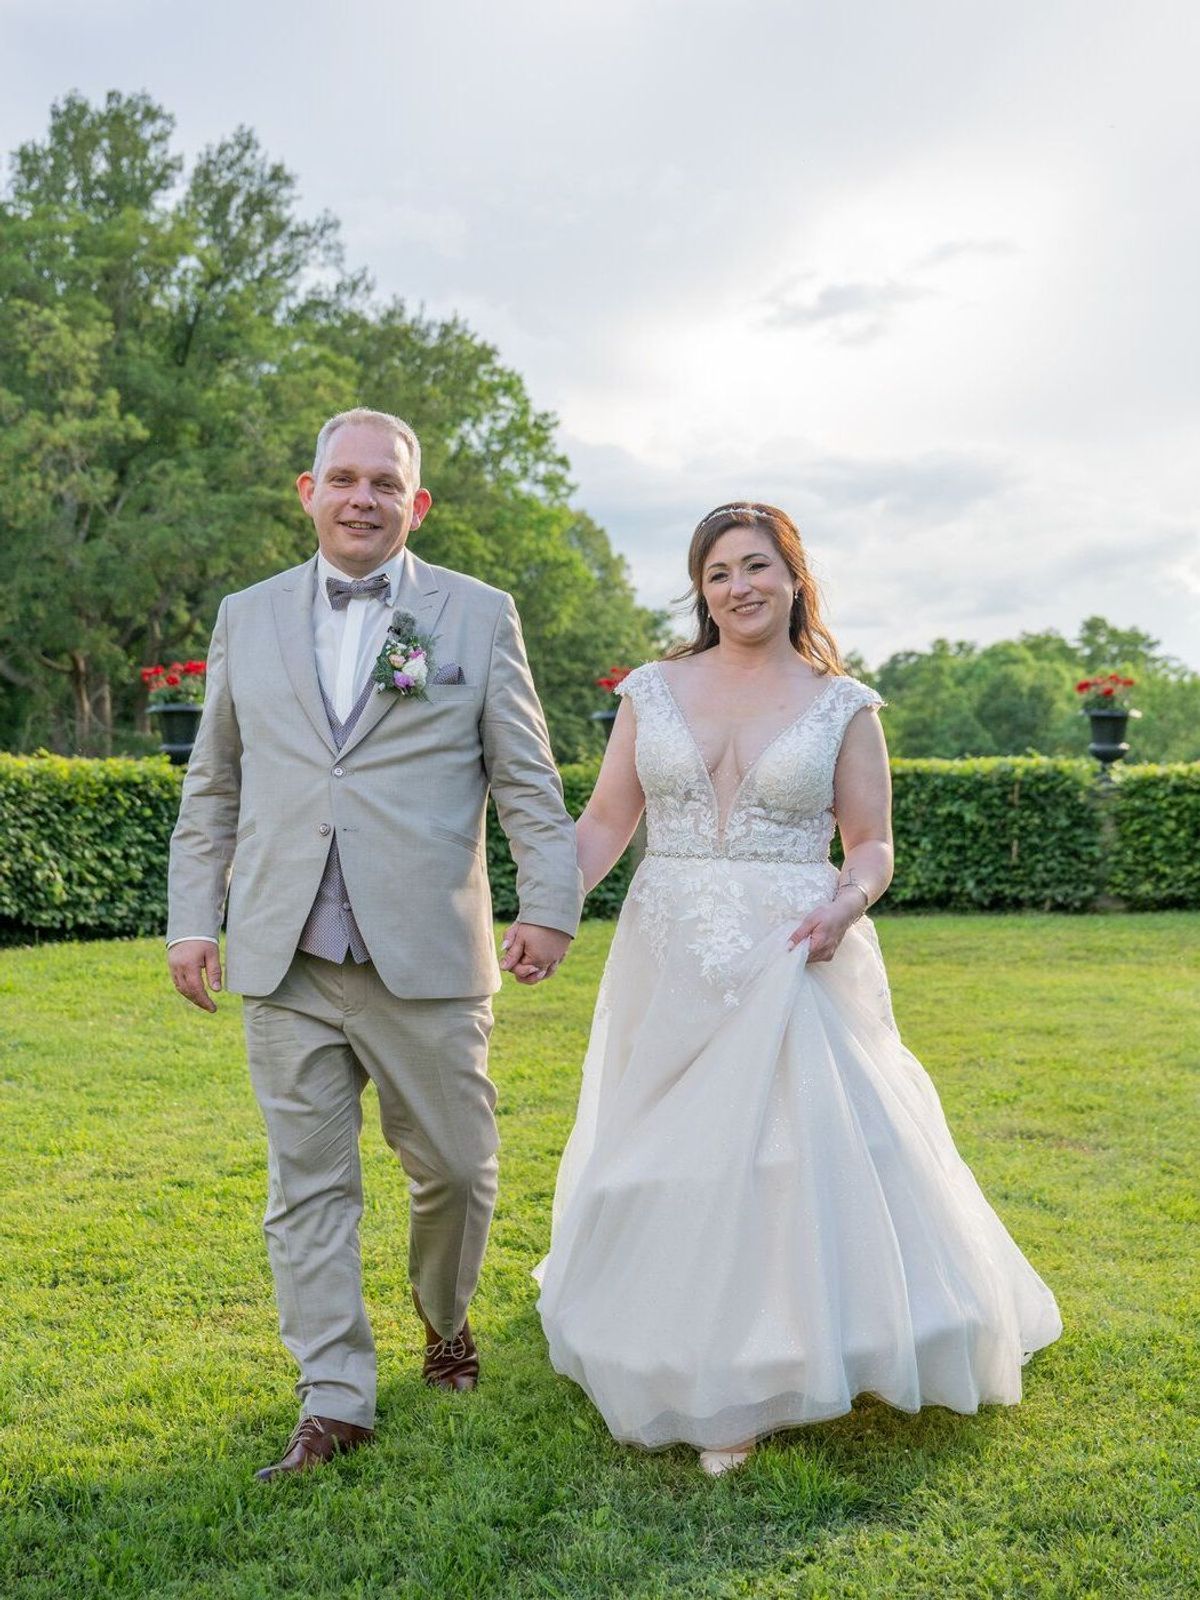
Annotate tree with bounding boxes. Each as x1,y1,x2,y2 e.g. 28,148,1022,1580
875,640,992,757
873,621,1200,763
1075,617,1164,674
0,93,349,751
0,92,658,758
311,303,663,756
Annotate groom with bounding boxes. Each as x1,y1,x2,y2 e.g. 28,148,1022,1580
167,408,582,1480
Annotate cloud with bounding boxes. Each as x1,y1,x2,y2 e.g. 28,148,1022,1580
760,237,1019,346
1,0,1196,671
798,451,1015,522
564,431,1200,671
912,238,1020,271
762,278,933,344
564,434,1021,619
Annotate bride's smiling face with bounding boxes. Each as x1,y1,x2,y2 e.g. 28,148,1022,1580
701,525,795,644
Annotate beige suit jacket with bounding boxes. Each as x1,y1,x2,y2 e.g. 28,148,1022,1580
167,549,583,998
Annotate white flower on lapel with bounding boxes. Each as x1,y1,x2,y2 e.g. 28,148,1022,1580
371,609,437,699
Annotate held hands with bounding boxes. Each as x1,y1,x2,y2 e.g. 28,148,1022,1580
787,894,862,965
500,922,572,985
168,939,223,1012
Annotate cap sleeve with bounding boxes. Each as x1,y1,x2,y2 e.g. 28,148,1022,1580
839,677,886,720
613,663,655,706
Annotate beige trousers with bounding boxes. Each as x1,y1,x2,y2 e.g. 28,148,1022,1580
242,952,498,1428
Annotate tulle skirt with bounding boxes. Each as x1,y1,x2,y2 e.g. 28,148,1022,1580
535,858,1062,1449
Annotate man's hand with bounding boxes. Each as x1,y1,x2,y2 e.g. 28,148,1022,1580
168,939,223,1012
500,922,572,985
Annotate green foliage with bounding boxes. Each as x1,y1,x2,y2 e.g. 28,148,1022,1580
5,754,1198,943
0,753,179,940
888,758,1106,911
0,916,1197,1596
486,759,636,923
1106,764,1200,909
875,616,1200,764
0,92,659,761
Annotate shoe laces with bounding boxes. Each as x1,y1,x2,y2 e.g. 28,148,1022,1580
425,1334,469,1362
286,1415,327,1452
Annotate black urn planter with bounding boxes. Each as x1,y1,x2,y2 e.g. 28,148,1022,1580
149,702,203,765
1084,706,1140,777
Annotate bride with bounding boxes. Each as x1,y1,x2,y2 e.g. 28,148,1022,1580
535,502,1062,1476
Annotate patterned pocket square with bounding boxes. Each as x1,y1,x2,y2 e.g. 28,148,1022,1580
431,663,465,685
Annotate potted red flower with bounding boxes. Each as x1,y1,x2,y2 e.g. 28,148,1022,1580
1075,673,1140,775
141,660,207,764
592,666,632,742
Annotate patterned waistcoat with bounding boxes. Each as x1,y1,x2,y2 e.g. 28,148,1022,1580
295,679,376,965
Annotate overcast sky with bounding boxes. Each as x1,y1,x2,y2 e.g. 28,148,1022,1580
3,0,1197,667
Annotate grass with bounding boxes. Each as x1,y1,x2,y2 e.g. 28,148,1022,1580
0,913,1197,1599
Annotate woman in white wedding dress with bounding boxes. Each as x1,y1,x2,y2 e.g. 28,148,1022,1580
535,502,1062,1476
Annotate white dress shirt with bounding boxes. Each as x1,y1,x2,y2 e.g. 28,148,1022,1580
168,551,402,949
314,550,403,721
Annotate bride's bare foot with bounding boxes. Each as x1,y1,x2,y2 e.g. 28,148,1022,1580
698,1441,755,1477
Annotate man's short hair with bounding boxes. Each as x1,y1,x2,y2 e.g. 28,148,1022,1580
312,409,422,483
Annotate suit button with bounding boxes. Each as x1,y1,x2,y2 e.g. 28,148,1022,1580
332,765,344,777
318,823,331,835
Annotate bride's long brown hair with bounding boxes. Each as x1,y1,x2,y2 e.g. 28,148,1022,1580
667,502,845,674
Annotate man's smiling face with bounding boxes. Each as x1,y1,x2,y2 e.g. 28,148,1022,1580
297,422,431,577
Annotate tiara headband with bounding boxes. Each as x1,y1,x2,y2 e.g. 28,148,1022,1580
696,504,761,532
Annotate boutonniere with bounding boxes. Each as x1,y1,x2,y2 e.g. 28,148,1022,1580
371,609,436,698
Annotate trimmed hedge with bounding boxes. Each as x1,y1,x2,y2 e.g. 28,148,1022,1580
0,754,180,941
1105,763,1200,910
885,758,1107,912
486,760,636,923
1,753,1197,942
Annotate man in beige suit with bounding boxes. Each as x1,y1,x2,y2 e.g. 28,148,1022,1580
168,408,582,1481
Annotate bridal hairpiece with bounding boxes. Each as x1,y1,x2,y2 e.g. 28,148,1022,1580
696,504,761,531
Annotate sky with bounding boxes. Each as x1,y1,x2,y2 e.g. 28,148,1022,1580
2,0,1197,668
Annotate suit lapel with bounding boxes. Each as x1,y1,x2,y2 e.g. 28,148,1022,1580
271,557,337,754
338,549,451,759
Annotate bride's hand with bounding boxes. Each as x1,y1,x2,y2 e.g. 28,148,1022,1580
787,898,859,964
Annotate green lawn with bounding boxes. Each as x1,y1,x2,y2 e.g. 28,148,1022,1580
1,914,1197,1599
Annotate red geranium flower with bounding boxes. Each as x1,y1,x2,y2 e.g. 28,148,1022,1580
596,665,633,693
140,657,206,704
1077,670,1137,714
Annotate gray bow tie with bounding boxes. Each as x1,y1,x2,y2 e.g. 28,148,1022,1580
326,573,391,610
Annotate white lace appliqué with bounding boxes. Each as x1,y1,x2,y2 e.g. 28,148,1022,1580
617,664,883,1003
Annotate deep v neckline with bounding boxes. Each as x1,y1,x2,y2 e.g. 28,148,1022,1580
653,663,836,843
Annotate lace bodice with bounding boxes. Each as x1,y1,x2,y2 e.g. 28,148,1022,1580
617,662,883,865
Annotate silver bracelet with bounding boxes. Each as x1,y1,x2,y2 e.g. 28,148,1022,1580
834,880,870,914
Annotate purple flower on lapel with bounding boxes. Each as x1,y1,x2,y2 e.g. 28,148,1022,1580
371,611,436,699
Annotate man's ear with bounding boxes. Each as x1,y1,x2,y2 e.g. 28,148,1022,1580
410,487,433,530
296,472,317,514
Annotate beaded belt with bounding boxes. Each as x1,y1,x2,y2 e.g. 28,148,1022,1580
642,849,829,866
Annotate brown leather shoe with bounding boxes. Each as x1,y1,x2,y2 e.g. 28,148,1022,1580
422,1322,479,1391
412,1288,480,1391
255,1414,375,1482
